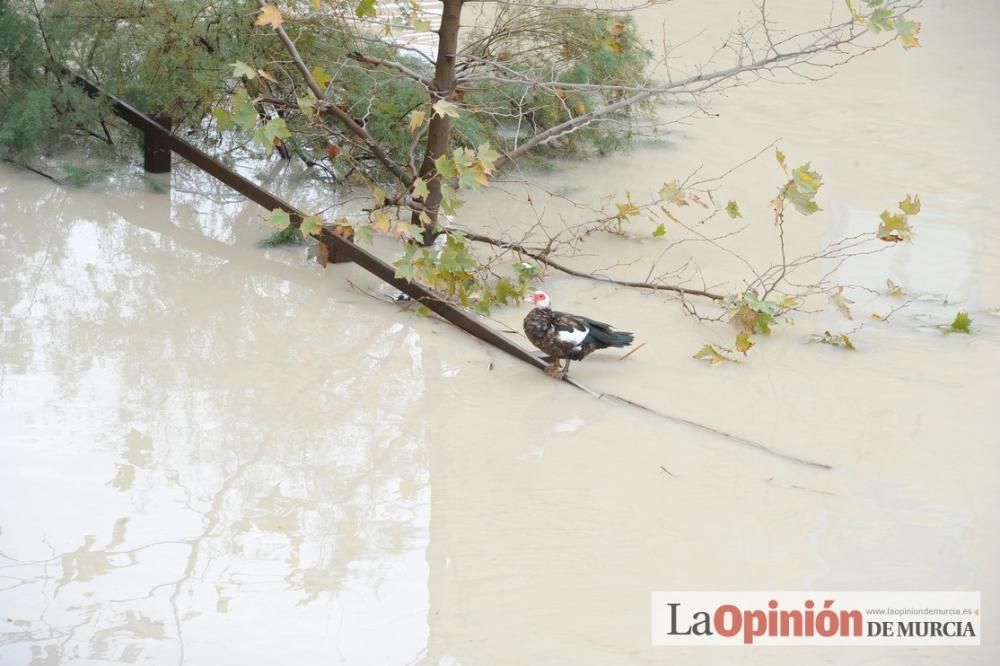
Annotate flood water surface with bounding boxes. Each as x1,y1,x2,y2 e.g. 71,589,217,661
2,1,999,664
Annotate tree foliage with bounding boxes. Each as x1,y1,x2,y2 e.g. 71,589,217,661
0,0,934,360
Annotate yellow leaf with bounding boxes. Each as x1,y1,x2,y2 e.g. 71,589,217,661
254,4,283,29
394,221,412,238
735,333,754,354
256,69,277,82
408,109,426,133
311,66,332,89
898,194,921,215
877,209,913,243
432,99,460,119
312,0,321,10
372,211,392,234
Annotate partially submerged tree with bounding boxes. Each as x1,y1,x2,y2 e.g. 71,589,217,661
0,0,925,352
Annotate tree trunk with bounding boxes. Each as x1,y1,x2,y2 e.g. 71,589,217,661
411,0,463,245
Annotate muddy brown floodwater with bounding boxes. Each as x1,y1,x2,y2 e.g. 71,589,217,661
2,1,999,664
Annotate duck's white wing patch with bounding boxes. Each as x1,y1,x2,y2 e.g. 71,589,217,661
556,325,589,345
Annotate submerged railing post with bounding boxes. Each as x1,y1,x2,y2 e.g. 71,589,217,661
317,225,355,265
143,114,172,173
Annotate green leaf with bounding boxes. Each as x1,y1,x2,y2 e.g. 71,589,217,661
775,148,787,172
948,311,972,334
894,17,921,49
886,278,904,297
297,95,316,118
658,180,684,205
780,162,824,216
476,142,500,174
785,185,821,216
435,155,458,178
355,0,377,18
652,223,666,238
729,304,774,336
263,117,290,142
253,117,291,154
725,200,742,219
868,7,894,32
693,344,736,366
300,215,323,236
792,163,823,194
458,164,488,190
400,223,423,244
514,261,540,281
212,107,235,132
231,61,257,80
440,185,464,214
438,234,476,273
493,277,520,305
411,177,430,200
410,15,431,32
432,99,460,118
311,66,332,89
354,225,374,244
394,256,417,281
232,88,257,131
266,209,291,231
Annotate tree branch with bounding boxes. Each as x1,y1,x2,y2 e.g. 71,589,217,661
347,51,433,89
257,0,413,186
495,16,872,169
459,230,725,300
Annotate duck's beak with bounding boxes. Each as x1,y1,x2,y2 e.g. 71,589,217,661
523,295,536,305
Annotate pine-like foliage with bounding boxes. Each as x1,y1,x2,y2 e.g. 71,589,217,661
0,0,263,160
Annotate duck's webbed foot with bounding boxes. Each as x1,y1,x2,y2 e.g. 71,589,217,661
544,362,567,379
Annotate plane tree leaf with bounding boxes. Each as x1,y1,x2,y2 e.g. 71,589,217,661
255,4,284,29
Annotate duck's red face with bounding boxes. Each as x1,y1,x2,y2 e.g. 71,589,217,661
524,291,551,308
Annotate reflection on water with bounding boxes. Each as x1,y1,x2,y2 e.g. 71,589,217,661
0,172,431,664
2,0,1000,664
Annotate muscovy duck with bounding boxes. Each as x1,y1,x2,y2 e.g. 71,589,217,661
522,291,635,378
